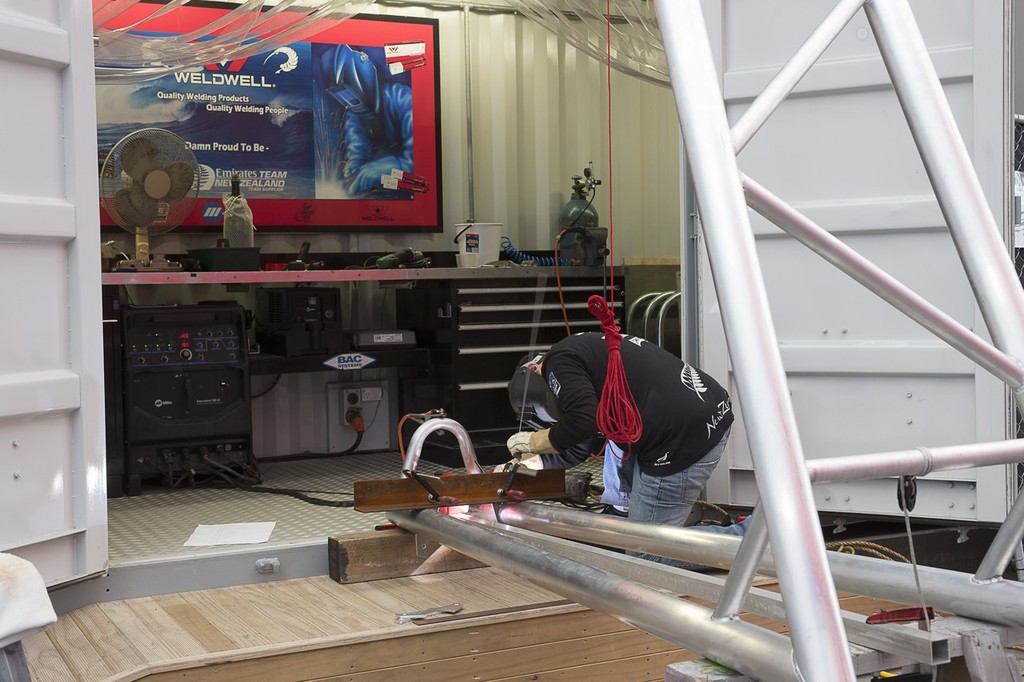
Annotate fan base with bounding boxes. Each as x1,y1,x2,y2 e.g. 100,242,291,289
115,258,183,272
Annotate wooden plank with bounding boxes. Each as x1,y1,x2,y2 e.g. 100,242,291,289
335,628,686,681
257,578,386,635
99,599,188,664
24,561,914,682
160,592,248,653
353,470,566,511
328,528,486,583
19,630,77,682
66,604,148,673
127,606,645,682
121,596,209,658
34,612,115,681
494,650,698,682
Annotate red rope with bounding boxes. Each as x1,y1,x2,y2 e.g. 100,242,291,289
588,295,642,449
605,0,615,305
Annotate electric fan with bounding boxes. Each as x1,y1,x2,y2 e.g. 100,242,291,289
99,128,200,270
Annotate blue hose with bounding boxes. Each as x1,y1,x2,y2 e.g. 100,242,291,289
501,236,572,266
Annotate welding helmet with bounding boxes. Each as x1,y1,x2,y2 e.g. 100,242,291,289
508,353,562,428
322,45,381,119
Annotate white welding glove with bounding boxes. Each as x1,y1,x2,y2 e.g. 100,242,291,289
507,429,558,457
507,431,534,457
493,455,544,473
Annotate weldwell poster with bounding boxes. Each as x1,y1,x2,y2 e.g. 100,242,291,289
96,4,442,233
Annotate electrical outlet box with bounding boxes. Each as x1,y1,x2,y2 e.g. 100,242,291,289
343,388,363,412
326,382,391,452
360,386,383,402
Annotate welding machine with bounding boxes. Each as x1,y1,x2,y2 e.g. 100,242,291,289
255,286,348,356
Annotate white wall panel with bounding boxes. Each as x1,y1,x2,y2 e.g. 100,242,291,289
700,1,1013,523
0,0,107,585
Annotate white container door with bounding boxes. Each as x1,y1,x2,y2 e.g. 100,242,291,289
701,1,1014,523
0,1,108,584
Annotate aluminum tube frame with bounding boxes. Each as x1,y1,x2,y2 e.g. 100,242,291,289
625,291,664,335
656,2,854,679
713,506,767,621
743,173,1024,389
865,0,1024,405
656,292,681,347
388,508,800,682
474,510,951,668
402,417,482,475
496,502,1024,628
976,491,1024,581
865,0,1024,588
807,439,1024,484
641,290,676,339
731,0,866,151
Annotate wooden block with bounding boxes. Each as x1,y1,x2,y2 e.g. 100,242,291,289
328,528,486,584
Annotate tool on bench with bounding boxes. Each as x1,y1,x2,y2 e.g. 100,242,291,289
375,246,430,269
395,603,462,624
865,606,934,625
285,241,325,270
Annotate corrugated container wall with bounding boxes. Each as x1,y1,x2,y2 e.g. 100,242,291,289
152,2,684,266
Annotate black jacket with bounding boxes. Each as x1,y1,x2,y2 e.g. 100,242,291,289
540,332,733,476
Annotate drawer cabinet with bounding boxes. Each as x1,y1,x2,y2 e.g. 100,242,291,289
396,269,622,463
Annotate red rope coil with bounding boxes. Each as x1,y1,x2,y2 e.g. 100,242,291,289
588,295,642,450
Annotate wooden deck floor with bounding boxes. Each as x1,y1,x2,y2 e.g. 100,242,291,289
23,565,698,681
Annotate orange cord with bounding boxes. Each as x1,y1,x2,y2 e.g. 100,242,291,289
397,413,412,460
554,229,571,336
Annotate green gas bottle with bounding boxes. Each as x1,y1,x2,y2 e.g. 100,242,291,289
558,173,600,235
558,164,602,258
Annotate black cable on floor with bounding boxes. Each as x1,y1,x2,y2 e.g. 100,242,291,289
238,485,355,507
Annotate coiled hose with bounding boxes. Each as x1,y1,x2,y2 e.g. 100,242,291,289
502,236,572,266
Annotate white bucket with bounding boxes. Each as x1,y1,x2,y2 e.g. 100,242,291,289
454,223,502,267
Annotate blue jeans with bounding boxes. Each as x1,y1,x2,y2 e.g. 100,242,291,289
616,427,734,568
600,441,630,508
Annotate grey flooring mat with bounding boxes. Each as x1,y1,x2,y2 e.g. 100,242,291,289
106,452,605,564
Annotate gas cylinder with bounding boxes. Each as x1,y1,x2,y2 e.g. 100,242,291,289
558,172,600,236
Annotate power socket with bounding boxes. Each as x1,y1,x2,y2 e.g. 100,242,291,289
342,387,362,409
326,382,391,451
342,388,362,425
360,386,383,402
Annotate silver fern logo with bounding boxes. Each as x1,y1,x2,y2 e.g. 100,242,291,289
264,47,299,74
681,365,708,400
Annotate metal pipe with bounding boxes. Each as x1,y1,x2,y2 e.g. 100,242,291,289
389,508,800,682
473,513,950,667
625,291,664,335
655,291,681,348
495,502,1024,628
807,439,1024,484
731,0,867,151
744,173,1024,389
976,490,1024,581
401,417,482,474
640,291,675,340
656,2,854,679
865,0,1024,411
713,507,767,621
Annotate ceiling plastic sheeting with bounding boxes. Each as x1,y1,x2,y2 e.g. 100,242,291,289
506,0,668,87
93,0,375,83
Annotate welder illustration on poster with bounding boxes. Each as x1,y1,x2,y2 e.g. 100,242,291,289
95,2,441,233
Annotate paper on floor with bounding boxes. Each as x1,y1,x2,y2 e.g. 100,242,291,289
183,522,276,546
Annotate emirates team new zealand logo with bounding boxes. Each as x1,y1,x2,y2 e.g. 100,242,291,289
681,365,708,401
